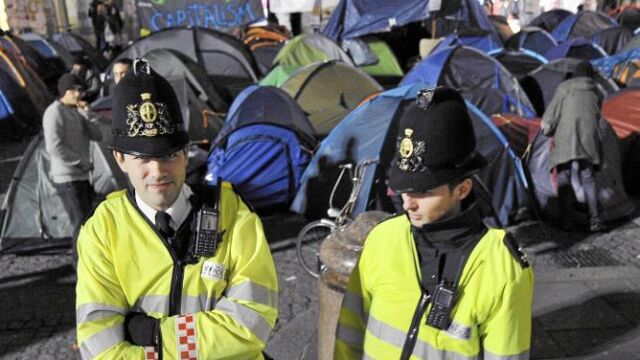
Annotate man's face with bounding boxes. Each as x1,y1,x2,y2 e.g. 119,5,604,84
401,179,472,227
62,88,82,106
112,63,130,85
114,150,187,211
72,64,87,78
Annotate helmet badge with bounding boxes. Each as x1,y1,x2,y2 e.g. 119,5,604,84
400,128,414,159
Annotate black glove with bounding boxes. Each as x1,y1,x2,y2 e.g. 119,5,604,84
124,312,160,346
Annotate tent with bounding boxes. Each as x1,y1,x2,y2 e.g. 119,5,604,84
621,34,640,52
114,27,259,102
51,32,109,70
280,61,383,136
528,8,573,33
401,45,536,117
358,37,404,88
616,6,640,32
551,11,618,43
506,27,558,55
212,85,316,145
431,31,503,54
602,88,640,193
590,26,633,55
205,85,316,209
241,25,290,76
323,0,500,44
527,117,634,223
290,82,531,226
19,33,70,71
0,69,41,141
273,33,354,67
545,37,608,61
611,57,640,86
521,58,619,117
489,48,548,79
0,33,65,91
0,49,53,116
0,128,126,252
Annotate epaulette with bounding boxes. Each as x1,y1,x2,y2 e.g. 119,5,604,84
503,233,529,268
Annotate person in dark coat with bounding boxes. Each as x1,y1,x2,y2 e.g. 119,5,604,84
541,61,605,232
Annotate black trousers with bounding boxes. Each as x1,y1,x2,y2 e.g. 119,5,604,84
53,180,93,250
557,160,600,221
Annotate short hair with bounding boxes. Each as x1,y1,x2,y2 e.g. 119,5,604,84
113,58,133,68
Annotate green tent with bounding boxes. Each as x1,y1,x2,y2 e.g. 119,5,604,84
359,39,404,78
259,64,302,87
273,34,354,68
281,61,382,136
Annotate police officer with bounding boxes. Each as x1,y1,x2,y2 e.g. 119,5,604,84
76,59,278,359
334,87,534,359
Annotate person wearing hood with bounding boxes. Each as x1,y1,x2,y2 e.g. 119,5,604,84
334,87,534,360
541,60,606,232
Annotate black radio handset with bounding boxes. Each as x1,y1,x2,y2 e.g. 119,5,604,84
193,181,225,258
425,255,466,331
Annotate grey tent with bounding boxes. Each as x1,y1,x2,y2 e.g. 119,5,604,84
114,27,259,102
0,125,126,252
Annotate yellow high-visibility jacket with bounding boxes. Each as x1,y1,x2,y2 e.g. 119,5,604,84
335,215,534,360
76,182,278,359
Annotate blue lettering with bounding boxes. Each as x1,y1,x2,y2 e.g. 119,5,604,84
165,13,175,28
150,11,163,32
204,7,216,28
187,4,202,27
214,4,227,27
226,4,237,26
176,9,186,25
232,3,258,27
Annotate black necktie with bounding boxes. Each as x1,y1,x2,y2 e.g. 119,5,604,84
155,211,174,238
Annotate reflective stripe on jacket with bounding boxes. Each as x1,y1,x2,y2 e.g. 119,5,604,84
76,182,278,359
334,215,534,360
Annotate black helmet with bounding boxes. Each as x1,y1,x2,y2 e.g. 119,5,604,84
388,87,487,193
110,58,188,158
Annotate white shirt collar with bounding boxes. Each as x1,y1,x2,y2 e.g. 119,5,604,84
135,184,193,230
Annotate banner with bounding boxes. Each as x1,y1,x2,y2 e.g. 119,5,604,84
136,0,265,33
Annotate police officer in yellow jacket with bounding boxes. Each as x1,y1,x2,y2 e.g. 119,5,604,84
334,87,534,360
76,59,278,359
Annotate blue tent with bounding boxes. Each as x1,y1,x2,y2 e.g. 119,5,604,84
206,85,316,209
431,31,503,54
0,90,13,120
489,48,548,79
401,45,536,117
545,37,607,61
528,9,573,33
551,11,617,43
323,0,499,43
0,68,40,141
590,26,633,55
592,47,640,76
290,83,531,226
506,26,558,55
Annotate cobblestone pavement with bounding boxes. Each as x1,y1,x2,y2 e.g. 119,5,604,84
0,202,639,359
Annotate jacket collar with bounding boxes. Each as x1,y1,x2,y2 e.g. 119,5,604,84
410,202,487,251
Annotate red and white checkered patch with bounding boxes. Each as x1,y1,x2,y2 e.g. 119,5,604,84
144,346,158,360
176,314,198,360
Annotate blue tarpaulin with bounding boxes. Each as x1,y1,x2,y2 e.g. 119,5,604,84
323,0,499,43
0,90,14,120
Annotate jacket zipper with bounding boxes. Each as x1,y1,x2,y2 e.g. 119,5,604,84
169,260,185,315
400,292,431,360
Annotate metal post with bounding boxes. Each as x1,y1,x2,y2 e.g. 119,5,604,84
52,0,69,31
